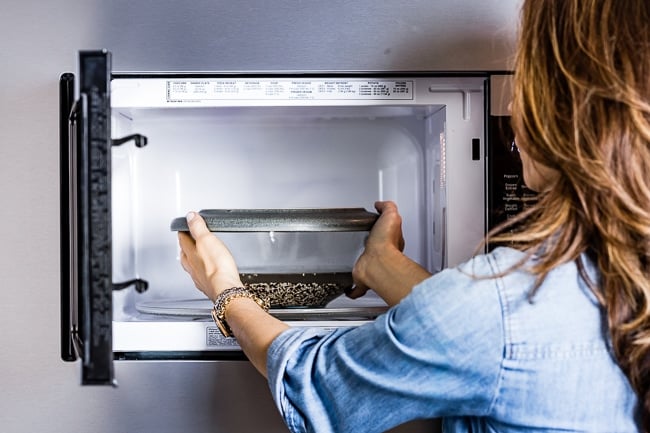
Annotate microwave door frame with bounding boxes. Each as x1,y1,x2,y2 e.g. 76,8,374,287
60,50,115,386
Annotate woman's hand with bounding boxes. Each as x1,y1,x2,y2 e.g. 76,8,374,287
178,211,243,301
178,211,289,378
349,201,404,299
363,200,406,255
350,201,431,306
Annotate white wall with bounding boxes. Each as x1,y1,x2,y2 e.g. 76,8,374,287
0,1,519,432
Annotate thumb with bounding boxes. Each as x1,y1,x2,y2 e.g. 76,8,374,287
186,211,211,239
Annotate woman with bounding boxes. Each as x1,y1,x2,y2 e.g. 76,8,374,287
179,0,648,431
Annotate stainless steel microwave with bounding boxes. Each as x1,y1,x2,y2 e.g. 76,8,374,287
60,50,524,385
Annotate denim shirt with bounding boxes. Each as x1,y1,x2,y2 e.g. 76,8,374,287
266,247,638,433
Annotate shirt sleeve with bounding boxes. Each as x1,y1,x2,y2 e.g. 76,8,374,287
266,255,506,433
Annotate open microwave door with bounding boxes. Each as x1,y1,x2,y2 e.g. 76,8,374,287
60,50,146,385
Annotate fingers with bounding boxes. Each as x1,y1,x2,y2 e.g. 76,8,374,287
179,212,214,263
374,200,398,214
179,248,190,272
186,211,211,240
178,230,194,251
345,283,370,299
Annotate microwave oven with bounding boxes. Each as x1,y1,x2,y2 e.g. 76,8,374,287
60,50,523,385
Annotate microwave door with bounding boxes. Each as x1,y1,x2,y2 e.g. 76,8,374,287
60,49,114,385
60,50,147,386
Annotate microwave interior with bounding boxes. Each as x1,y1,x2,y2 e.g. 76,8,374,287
107,76,486,354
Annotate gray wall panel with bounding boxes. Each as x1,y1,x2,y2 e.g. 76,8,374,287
95,0,518,72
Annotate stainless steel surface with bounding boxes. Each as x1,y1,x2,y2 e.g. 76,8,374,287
170,208,379,232
1,0,519,432
96,0,518,73
490,74,514,116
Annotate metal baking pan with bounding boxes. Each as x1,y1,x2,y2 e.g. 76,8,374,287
170,208,378,232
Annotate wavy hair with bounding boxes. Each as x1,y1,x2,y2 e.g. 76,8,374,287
489,0,650,428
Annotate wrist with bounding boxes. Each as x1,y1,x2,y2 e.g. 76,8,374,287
211,287,270,337
355,246,430,306
209,277,244,302
223,296,263,322
355,245,402,285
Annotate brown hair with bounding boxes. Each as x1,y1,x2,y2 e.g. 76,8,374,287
490,0,650,428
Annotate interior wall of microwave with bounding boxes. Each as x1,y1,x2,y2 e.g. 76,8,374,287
110,104,446,321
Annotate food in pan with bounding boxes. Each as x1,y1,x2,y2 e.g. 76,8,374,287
240,273,352,308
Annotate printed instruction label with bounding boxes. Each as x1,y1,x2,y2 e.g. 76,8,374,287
167,79,414,102
206,327,240,348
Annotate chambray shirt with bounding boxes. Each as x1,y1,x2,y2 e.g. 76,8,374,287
266,247,639,432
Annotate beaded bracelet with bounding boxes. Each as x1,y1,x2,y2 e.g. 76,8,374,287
211,287,270,337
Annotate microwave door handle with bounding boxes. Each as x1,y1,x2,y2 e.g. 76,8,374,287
60,52,149,381
59,73,76,362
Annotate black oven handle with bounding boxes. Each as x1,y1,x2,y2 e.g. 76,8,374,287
59,73,76,362
60,52,148,384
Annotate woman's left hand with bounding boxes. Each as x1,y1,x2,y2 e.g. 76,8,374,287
178,211,243,301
